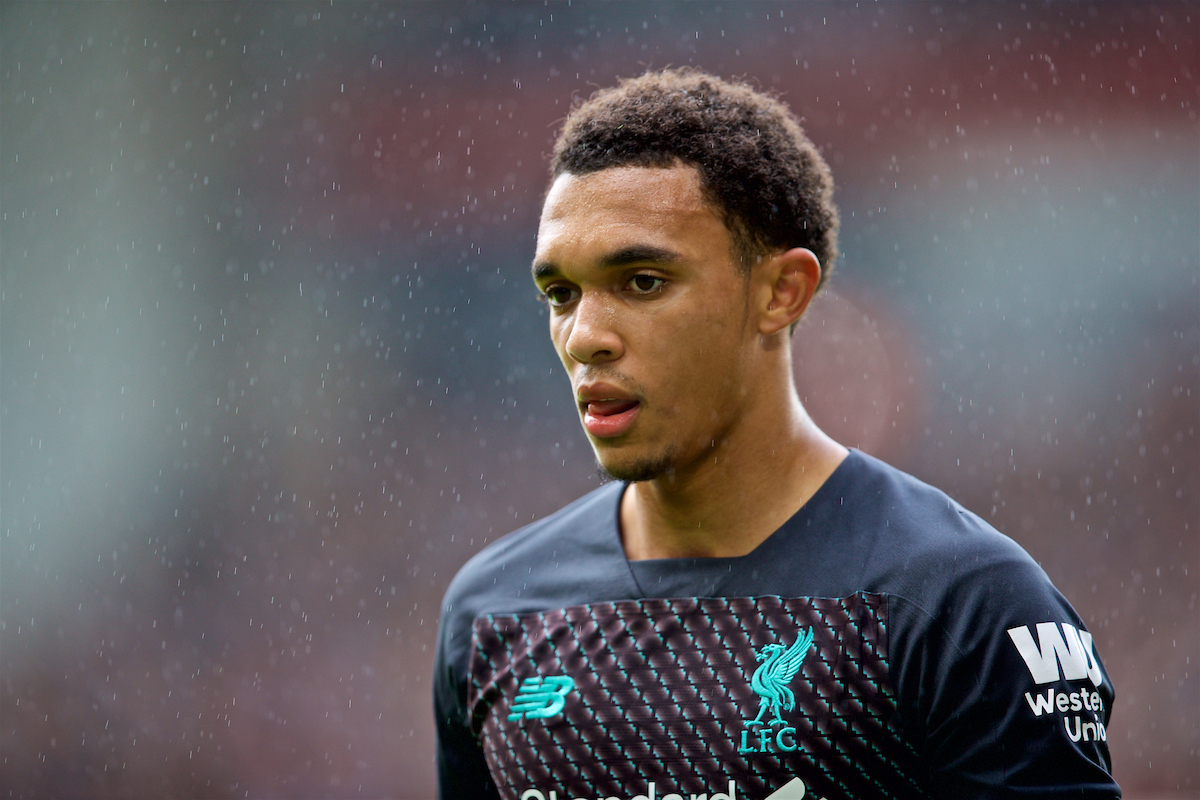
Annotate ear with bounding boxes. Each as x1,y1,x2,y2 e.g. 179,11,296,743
757,247,822,336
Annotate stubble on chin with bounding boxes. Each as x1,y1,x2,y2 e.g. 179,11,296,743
594,448,678,484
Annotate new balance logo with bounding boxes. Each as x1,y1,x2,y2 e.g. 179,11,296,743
1007,622,1103,687
508,675,575,721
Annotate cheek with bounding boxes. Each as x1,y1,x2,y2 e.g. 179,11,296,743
661,297,743,358
667,306,751,394
648,315,733,390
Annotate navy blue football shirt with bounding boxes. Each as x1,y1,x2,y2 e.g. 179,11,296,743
434,450,1119,799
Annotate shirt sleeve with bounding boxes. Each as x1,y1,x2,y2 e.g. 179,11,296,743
433,594,501,799
888,557,1120,799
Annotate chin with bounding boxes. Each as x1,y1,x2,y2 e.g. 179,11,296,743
594,447,678,483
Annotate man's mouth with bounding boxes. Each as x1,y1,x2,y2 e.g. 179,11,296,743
581,398,641,438
585,398,639,417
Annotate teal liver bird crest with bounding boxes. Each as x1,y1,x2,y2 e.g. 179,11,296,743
747,627,814,726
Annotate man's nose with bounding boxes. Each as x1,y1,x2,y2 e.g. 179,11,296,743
563,292,623,364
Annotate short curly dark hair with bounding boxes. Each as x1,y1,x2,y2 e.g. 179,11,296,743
551,68,839,288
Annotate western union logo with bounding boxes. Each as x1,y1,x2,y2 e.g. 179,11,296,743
1007,622,1103,687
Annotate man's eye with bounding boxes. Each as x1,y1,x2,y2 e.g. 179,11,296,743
543,286,578,307
629,275,665,293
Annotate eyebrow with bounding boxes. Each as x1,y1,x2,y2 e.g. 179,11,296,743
531,244,683,282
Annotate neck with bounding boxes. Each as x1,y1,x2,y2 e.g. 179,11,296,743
619,381,848,561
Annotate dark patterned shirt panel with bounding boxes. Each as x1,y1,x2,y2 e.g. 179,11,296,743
467,594,929,800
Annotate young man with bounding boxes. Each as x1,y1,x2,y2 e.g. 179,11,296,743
434,69,1119,800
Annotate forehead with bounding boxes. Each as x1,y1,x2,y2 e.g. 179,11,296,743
535,166,728,262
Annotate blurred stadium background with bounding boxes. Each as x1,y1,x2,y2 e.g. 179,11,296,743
2,2,1195,797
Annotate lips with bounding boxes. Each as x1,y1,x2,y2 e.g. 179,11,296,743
585,398,638,417
577,384,641,439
